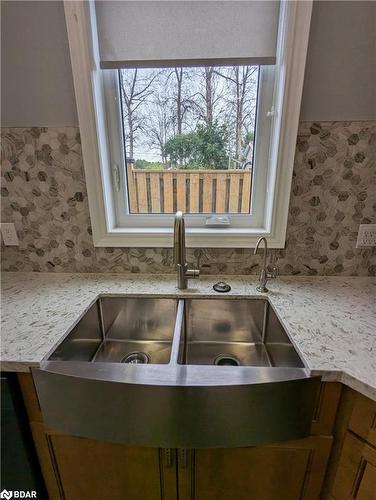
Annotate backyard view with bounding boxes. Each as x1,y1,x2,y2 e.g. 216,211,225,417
119,65,259,214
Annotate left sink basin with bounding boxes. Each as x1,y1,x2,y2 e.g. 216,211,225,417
49,297,177,364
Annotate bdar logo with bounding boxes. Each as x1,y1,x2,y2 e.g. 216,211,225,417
0,490,13,499
0,492,36,499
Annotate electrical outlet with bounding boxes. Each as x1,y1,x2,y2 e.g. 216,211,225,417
0,223,19,246
356,224,376,248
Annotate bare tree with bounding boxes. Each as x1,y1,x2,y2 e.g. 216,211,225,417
120,69,159,158
193,67,224,127
204,67,214,126
174,68,184,134
169,68,196,135
119,66,259,168
215,66,258,163
147,92,173,165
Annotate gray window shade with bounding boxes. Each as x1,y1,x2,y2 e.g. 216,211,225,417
95,1,280,69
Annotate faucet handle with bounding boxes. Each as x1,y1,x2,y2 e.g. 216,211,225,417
268,266,278,279
186,269,200,279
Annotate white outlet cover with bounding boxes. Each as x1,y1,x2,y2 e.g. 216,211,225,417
0,223,19,246
356,224,376,248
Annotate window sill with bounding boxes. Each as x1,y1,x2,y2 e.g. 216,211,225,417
93,226,286,248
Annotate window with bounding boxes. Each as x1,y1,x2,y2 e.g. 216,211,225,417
105,63,274,228
118,65,260,215
64,1,313,247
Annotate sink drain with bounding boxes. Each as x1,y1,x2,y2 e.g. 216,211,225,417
214,354,240,366
121,352,149,364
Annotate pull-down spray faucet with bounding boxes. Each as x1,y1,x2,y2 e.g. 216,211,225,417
174,211,200,289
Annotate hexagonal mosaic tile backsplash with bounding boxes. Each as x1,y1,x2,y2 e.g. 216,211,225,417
1,121,375,275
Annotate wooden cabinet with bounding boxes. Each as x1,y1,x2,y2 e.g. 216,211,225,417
28,430,332,500
17,373,340,500
28,424,176,500
17,373,176,500
177,437,332,500
47,433,169,500
348,394,376,448
332,432,376,500
324,388,376,500
175,381,339,500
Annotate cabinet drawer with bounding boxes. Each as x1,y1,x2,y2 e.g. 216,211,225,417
349,393,376,447
332,432,376,500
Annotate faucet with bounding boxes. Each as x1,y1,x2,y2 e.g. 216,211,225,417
253,237,277,292
174,211,200,289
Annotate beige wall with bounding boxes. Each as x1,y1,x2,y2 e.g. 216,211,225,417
1,1,376,126
1,1,78,127
300,0,376,121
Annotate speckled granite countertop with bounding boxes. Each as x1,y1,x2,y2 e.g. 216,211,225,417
1,272,375,400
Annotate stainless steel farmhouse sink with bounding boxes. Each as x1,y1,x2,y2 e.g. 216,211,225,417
33,296,320,448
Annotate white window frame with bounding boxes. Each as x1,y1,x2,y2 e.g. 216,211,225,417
105,66,272,230
64,0,313,248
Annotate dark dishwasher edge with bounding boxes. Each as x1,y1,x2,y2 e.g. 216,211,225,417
1,372,47,499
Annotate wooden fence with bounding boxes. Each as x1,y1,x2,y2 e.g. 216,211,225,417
126,164,252,214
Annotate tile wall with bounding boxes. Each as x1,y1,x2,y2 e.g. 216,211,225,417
1,121,375,275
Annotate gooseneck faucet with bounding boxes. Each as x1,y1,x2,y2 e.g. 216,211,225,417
253,237,277,293
174,211,200,289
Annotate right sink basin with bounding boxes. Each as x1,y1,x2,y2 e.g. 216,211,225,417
180,298,305,368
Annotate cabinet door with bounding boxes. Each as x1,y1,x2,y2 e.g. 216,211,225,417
47,433,171,500
178,436,332,500
349,393,376,448
332,432,376,500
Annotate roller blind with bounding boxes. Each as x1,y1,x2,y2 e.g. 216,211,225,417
95,1,280,69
